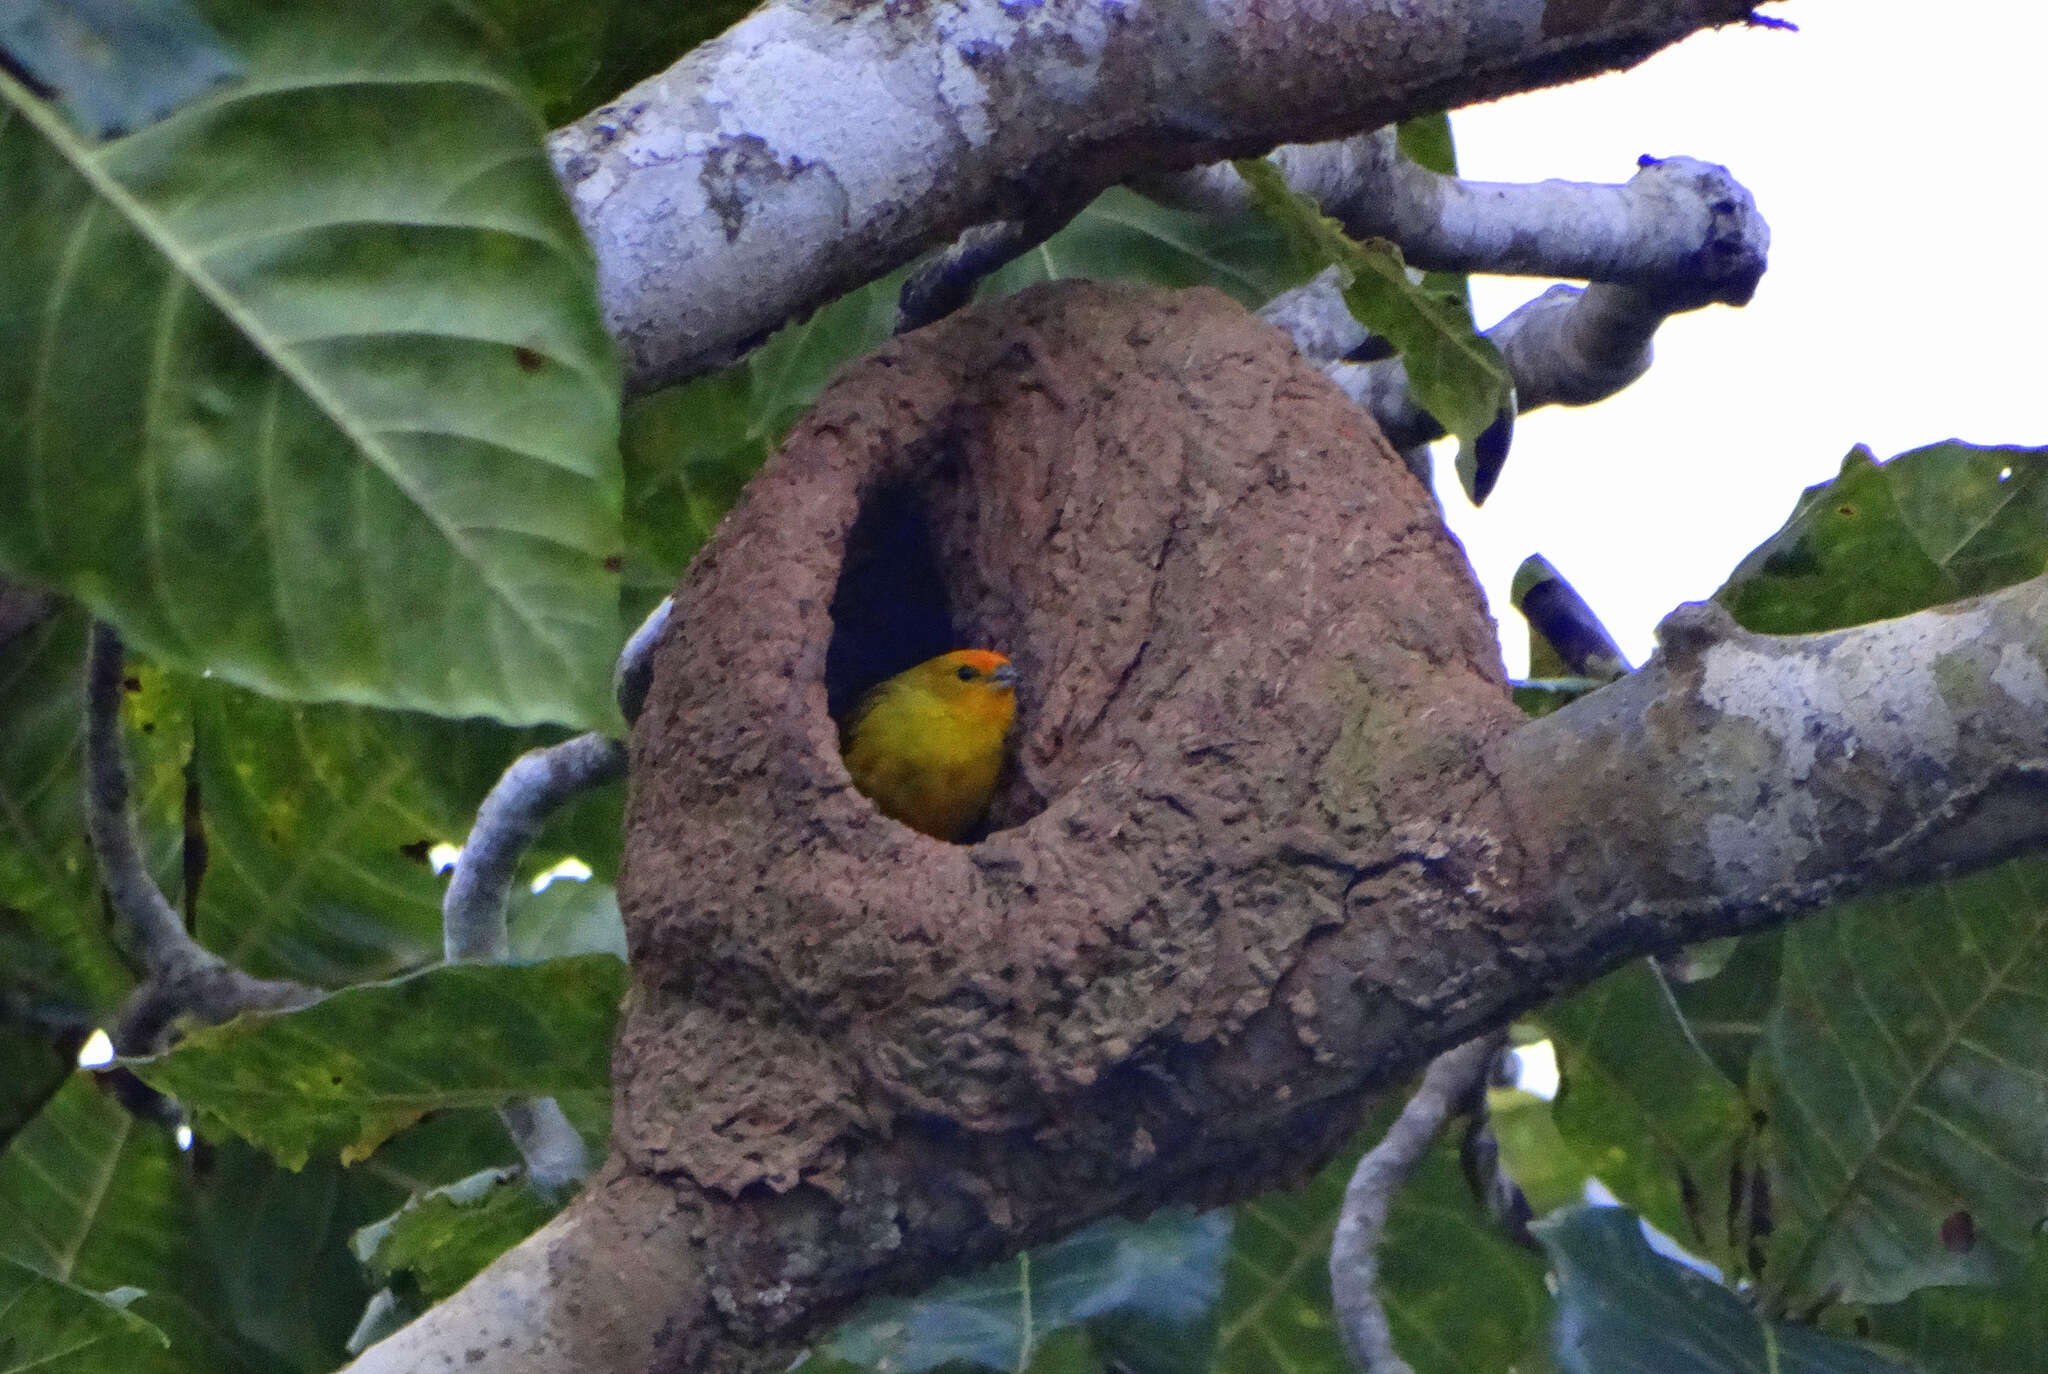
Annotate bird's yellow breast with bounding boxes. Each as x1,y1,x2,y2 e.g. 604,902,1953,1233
840,650,1018,841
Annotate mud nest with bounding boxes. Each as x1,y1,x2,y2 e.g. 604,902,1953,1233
620,281,1530,1207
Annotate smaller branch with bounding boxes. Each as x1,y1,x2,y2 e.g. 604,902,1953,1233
84,623,311,1050
1330,1035,1502,1374
85,621,213,983
896,191,1093,335
443,731,621,1184
1271,274,1664,453
1219,136,1765,472
441,733,625,964
1512,555,1631,681
442,609,655,1186
1153,134,1767,307
613,596,671,726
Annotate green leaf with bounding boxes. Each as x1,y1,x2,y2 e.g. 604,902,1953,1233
352,1165,559,1304
129,954,626,1169
0,1253,167,1369
981,186,1321,308
0,1000,78,1152
184,678,621,985
1665,930,1783,1088
1542,960,1754,1277
0,601,191,1017
1866,1231,2048,1374
1232,158,1511,500
0,1,624,730
1213,1118,1550,1374
821,1209,1228,1374
1491,1087,1592,1219
1540,1206,1912,1373
620,271,900,620
1718,442,2048,634
1394,114,1458,178
0,0,240,139
507,875,625,962
1,1073,371,1372
1757,856,2048,1308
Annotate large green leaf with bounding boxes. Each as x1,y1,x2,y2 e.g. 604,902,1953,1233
185,678,622,985
1719,442,2048,635
0,1253,166,1370
0,1073,374,1372
1540,1206,1910,1373
1542,960,1753,1277
1212,1119,1550,1374
0,0,624,729
981,186,1320,308
1756,856,2048,1308
129,955,626,1168
821,1209,1228,1374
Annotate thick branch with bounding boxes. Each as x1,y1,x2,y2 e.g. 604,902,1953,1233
550,0,1763,390
1499,578,2048,950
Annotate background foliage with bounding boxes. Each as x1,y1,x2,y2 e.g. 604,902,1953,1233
2,3,2045,1373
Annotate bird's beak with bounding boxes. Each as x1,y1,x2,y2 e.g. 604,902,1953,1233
991,663,1019,688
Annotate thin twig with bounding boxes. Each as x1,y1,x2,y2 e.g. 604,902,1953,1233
84,623,312,1050
1329,1035,1504,1374
613,595,671,725
895,196,1090,335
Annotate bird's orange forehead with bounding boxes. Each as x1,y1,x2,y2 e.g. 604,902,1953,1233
947,649,1012,677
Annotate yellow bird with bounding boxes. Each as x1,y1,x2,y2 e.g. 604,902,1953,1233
840,649,1019,841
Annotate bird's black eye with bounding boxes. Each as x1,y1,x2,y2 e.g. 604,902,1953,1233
956,664,977,681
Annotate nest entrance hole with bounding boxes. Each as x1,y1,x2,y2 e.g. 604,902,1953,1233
825,481,962,720
825,477,1045,839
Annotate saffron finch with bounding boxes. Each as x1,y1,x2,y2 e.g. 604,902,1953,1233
840,649,1018,840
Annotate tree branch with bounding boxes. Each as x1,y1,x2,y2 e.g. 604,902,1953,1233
1158,136,1767,306
441,733,626,965
1498,578,2048,949
1330,1036,1502,1374
438,598,662,1188
83,623,311,1050
549,0,1764,390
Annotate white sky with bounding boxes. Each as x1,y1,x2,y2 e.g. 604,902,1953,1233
1436,1,2048,675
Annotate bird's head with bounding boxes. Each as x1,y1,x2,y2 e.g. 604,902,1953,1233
923,648,1019,730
